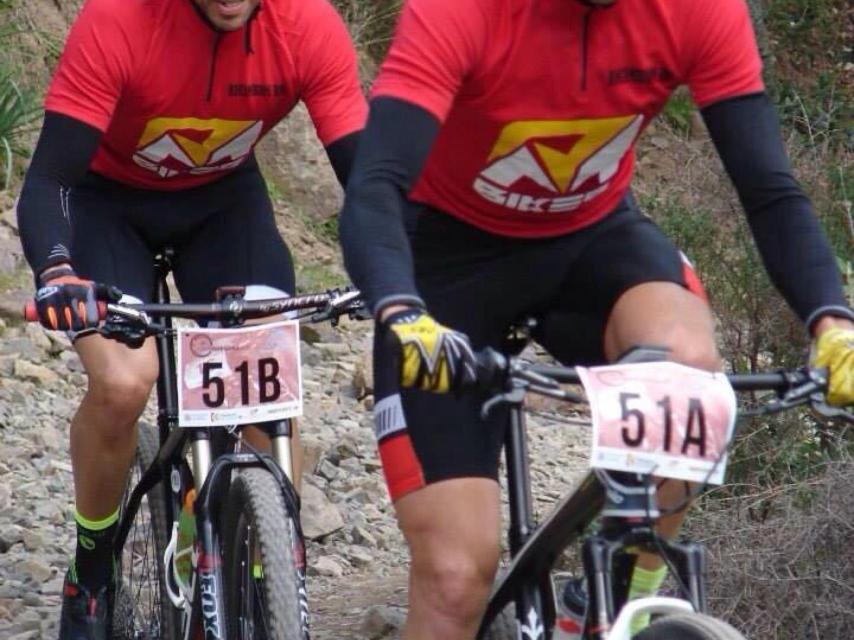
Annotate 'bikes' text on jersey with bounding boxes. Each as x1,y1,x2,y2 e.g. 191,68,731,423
372,0,763,238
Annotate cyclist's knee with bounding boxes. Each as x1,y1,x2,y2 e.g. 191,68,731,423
665,326,720,371
85,360,158,422
412,544,499,625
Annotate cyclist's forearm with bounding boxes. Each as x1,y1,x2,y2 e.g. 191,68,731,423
339,97,440,315
17,111,102,276
324,129,361,188
702,93,852,329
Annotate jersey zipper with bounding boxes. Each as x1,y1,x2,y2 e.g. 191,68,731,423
206,33,222,102
580,9,593,90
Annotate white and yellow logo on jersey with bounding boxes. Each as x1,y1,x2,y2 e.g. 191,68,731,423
473,115,643,213
133,117,263,178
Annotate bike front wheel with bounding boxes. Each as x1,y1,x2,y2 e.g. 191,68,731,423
221,467,308,639
634,613,746,640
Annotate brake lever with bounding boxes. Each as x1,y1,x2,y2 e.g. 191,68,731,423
481,386,527,419
104,303,151,325
759,368,827,414
512,363,560,389
809,396,854,422
309,289,366,326
526,384,586,404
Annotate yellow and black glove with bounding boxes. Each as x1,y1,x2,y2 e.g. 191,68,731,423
812,327,854,406
384,308,477,393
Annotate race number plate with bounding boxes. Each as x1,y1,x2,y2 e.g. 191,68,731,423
577,361,737,484
176,321,302,427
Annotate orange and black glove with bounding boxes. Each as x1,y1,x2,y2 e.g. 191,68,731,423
34,266,106,331
383,308,477,393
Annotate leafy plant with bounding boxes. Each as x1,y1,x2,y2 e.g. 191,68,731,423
661,89,695,138
0,71,39,189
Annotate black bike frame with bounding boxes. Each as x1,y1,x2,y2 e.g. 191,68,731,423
112,251,306,640
472,338,826,640
476,378,710,640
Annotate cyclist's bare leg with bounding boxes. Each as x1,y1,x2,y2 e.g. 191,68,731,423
72,334,159,520
603,281,720,571
395,478,501,640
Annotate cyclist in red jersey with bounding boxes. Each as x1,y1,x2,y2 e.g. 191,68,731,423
16,0,366,636
339,0,854,637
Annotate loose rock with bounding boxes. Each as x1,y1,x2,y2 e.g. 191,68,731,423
301,483,345,540
13,361,58,385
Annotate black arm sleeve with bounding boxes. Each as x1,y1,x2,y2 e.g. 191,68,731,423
324,130,361,188
338,97,441,315
702,93,852,329
17,111,103,277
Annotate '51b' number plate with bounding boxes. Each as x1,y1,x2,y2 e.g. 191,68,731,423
176,321,302,427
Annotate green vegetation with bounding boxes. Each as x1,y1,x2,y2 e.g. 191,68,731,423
0,1,43,189
0,72,38,189
661,88,695,138
295,262,345,293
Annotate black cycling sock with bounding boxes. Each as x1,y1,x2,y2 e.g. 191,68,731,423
72,508,119,592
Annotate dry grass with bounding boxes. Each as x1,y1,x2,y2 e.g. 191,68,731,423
687,454,854,639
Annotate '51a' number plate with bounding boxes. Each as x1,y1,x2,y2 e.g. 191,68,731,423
578,361,737,485
176,320,302,427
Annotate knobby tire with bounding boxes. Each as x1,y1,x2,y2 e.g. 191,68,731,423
221,467,307,639
634,612,747,640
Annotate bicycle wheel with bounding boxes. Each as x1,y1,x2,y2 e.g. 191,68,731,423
115,422,181,639
221,467,308,639
633,613,747,640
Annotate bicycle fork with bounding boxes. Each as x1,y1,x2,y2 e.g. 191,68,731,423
582,529,709,640
184,421,307,640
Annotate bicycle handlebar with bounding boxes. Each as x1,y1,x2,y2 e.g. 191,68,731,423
23,288,368,347
24,289,362,323
475,347,824,393
473,347,852,422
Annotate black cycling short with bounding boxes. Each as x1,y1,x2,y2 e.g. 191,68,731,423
67,156,295,327
373,193,707,500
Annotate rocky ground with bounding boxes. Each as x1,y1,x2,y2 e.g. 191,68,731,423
0,227,590,639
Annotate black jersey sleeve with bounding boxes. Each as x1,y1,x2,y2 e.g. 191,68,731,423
324,129,361,188
701,92,853,330
17,111,102,277
338,97,441,315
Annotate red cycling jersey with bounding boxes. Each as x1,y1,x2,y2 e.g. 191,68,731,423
45,0,366,190
372,0,764,238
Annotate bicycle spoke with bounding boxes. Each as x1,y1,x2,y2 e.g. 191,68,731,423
118,450,168,639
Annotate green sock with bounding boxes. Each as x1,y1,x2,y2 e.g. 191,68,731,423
627,564,668,636
73,508,119,592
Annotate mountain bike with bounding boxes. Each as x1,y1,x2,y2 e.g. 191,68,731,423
26,250,368,640
471,327,853,640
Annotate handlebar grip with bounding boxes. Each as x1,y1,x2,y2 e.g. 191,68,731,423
23,300,109,323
